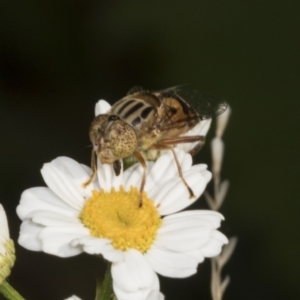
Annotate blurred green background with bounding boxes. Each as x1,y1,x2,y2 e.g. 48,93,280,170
1,0,299,299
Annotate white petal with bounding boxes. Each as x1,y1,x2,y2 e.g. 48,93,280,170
145,248,197,278
38,227,89,257
172,149,193,171
96,162,114,191
113,287,164,300
154,171,207,215
30,211,83,227
153,211,225,251
64,295,82,300
113,285,156,300
0,204,9,239
200,230,228,257
176,119,212,153
112,249,159,299
147,159,185,200
52,158,99,194
163,210,224,225
17,187,78,221
152,210,227,262
96,159,124,192
18,220,43,251
41,157,93,210
190,164,208,172
154,227,213,252
50,157,93,186
76,236,124,262
190,119,212,137
185,249,205,263
190,164,212,183
145,155,174,192
201,170,212,183
197,118,212,136
102,246,125,262
144,150,210,215
123,163,144,190
95,99,111,115
145,290,165,300
124,150,192,195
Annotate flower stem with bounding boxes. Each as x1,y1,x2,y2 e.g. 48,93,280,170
0,281,25,300
96,261,115,300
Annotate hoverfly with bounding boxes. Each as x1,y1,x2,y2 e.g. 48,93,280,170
84,86,227,206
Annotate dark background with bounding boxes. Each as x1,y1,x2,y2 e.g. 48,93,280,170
1,1,299,299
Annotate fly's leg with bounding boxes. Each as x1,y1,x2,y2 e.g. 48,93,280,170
150,144,195,199
113,159,122,176
133,151,147,207
150,135,205,199
187,137,205,156
169,146,195,199
82,151,97,187
159,135,205,150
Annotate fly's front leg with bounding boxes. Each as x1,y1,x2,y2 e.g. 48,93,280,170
113,159,122,176
83,150,97,187
133,151,147,208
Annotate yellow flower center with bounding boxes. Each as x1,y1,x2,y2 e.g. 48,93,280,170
80,186,162,253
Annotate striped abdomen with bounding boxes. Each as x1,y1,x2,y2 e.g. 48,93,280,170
110,98,157,129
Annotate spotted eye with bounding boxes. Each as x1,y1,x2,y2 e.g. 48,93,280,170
110,121,137,158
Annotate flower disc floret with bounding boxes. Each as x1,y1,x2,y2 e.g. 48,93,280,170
80,186,162,253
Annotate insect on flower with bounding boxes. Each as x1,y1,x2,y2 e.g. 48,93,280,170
84,86,227,206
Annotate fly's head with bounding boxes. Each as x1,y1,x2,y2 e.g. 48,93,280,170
89,114,138,164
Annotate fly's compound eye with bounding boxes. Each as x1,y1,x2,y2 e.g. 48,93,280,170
110,120,137,158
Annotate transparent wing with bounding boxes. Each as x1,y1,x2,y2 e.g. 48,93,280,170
167,88,228,120
124,86,227,131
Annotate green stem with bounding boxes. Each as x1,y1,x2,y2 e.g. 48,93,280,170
95,261,115,300
0,281,25,300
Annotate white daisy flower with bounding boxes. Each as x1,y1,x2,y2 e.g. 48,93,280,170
17,150,227,300
0,204,15,284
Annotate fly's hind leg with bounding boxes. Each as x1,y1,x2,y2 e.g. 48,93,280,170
188,136,206,156
151,135,205,199
82,151,97,188
169,146,195,199
153,145,195,199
